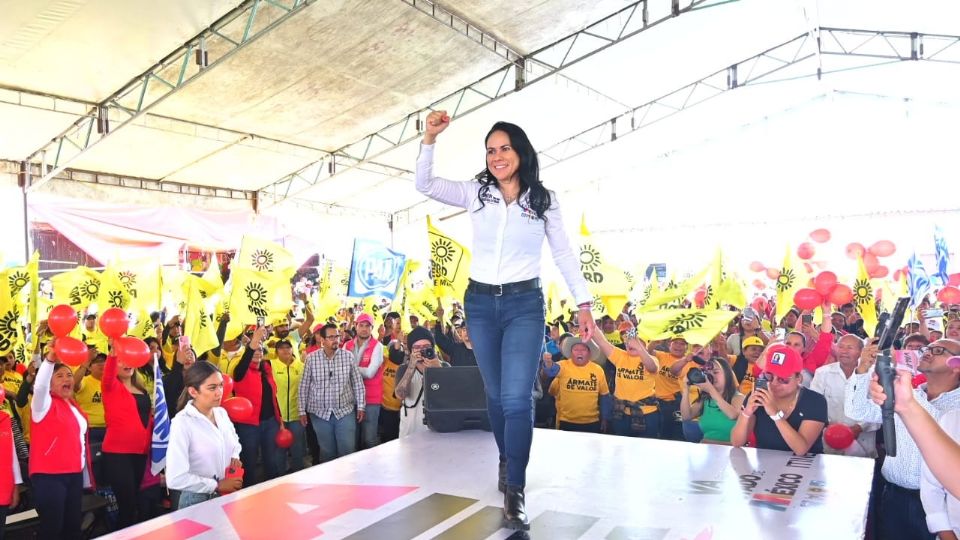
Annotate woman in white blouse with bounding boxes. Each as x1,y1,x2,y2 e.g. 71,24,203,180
417,111,596,530
166,361,243,509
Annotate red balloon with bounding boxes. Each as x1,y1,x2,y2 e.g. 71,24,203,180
824,424,855,450
868,240,896,257
752,279,766,290
793,288,823,311
803,263,814,274
749,261,766,273
892,269,903,282
829,284,854,305
99,307,130,339
937,286,960,304
949,273,960,287
813,272,838,297
863,253,880,273
223,397,253,423
870,265,889,279
221,374,235,397
765,267,781,280
846,243,866,260
275,427,294,449
751,296,769,314
47,304,78,338
54,337,89,366
115,336,150,368
694,288,707,308
14,363,25,375
809,228,831,243
797,242,816,260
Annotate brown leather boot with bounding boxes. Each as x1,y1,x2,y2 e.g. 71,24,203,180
503,485,529,530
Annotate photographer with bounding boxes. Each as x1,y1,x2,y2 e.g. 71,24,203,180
731,344,827,455
681,357,744,444
394,327,448,438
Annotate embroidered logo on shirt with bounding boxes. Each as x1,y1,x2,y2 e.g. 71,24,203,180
479,191,500,205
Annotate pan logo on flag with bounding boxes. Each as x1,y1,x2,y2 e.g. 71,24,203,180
7,271,27,297
854,279,872,306
250,249,274,272
348,239,406,299
776,268,795,293
771,352,787,366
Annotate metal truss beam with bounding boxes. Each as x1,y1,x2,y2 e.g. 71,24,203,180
393,27,960,224
258,0,711,208
24,0,317,191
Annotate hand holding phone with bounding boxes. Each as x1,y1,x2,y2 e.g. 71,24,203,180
754,377,769,392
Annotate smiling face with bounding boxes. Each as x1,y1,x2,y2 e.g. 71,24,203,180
485,130,520,184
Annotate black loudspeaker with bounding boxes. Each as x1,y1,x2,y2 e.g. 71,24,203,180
423,366,491,433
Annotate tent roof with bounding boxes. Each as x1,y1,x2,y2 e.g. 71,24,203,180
1,0,959,218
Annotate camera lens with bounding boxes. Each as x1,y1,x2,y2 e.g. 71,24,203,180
687,368,706,385
420,348,435,360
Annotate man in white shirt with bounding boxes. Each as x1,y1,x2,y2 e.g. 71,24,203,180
810,335,879,457
845,338,960,540
921,409,960,538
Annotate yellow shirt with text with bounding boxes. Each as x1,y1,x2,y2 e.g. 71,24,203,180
549,360,610,424
381,358,402,412
607,348,658,414
75,375,106,428
654,351,683,401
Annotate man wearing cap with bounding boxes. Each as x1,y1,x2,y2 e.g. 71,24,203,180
433,304,476,367
846,338,960,540
650,336,696,440
810,334,879,457
273,339,306,472
298,323,366,462
344,313,385,449
544,338,610,433
394,327,448,438
731,344,827,455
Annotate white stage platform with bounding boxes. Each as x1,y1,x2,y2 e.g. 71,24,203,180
104,429,873,540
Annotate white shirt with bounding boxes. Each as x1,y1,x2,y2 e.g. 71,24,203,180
166,401,242,494
31,361,87,471
351,338,384,380
810,362,879,457
921,409,960,535
845,371,960,489
398,368,427,439
416,143,590,305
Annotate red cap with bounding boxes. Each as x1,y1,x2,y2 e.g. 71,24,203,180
355,313,374,326
763,344,803,379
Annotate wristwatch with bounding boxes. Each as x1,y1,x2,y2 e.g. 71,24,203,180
769,410,785,422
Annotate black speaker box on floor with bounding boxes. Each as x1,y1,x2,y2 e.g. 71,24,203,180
423,366,491,433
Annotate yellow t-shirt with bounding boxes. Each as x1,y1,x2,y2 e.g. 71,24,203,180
738,360,757,395
162,339,177,371
272,359,304,422
75,375,106,428
607,348,657,414
548,360,610,424
381,358,402,412
1,371,22,418
603,331,623,346
654,351,684,401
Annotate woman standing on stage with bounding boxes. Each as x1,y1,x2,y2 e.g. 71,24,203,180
417,111,595,530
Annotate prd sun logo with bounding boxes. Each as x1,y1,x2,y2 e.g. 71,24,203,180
666,312,707,335
251,249,274,272
432,238,455,265
580,245,601,272
853,279,872,306
118,271,137,296
107,290,126,308
80,279,100,302
7,271,28,297
0,309,20,339
776,268,795,293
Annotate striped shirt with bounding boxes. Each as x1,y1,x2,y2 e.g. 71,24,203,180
845,371,960,489
298,347,365,421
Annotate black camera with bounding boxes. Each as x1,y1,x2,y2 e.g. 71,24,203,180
419,347,435,360
687,368,707,385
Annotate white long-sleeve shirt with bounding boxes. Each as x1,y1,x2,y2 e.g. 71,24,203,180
351,338,384,379
416,143,590,305
31,361,87,471
844,370,960,489
810,362,880,457
166,401,242,494
921,409,960,535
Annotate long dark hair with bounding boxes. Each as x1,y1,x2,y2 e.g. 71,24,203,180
177,360,221,411
476,122,551,220
702,357,738,404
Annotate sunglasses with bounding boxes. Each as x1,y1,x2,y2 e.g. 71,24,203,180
761,372,794,384
920,346,960,357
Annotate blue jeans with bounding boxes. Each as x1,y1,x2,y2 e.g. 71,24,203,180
464,287,545,488
176,490,217,510
309,412,356,462
611,410,661,439
283,420,306,473
683,420,704,443
360,404,381,449
235,419,282,486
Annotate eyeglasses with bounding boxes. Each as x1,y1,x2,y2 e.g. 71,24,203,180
920,346,960,357
762,372,794,384
323,334,340,340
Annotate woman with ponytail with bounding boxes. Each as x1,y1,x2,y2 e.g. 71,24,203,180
166,361,243,509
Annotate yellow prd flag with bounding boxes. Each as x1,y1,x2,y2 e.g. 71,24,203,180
427,216,471,302
236,236,297,279
637,272,661,308
635,309,738,345
579,215,629,315
854,256,879,336
227,268,292,325
390,260,421,315
162,267,189,318
709,249,746,310
774,246,811,324
184,274,221,356
546,282,568,323
638,265,710,313
52,266,101,311
97,261,134,311
107,258,162,313
27,251,39,330
0,269,25,355
315,265,348,321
